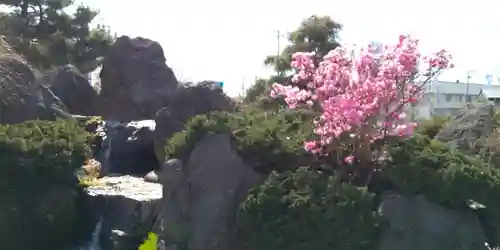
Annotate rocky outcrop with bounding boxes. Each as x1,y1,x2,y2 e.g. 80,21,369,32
0,55,71,124
98,36,179,121
46,65,99,116
96,120,159,176
161,134,264,250
85,175,163,250
434,102,496,152
378,192,487,250
154,82,235,162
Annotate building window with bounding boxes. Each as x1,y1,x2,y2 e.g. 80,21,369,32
466,95,472,102
445,94,453,102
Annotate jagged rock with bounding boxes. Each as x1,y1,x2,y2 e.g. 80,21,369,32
434,102,496,152
96,120,159,176
0,55,71,124
154,82,235,163
46,65,99,116
161,134,264,250
378,192,487,250
98,36,179,121
85,175,163,250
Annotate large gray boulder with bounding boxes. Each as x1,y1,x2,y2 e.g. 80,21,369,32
0,55,71,124
46,64,99,116
378,192,487,250
84,175,163,250
98,36,179,122
154,82,235,163
161,134,264,250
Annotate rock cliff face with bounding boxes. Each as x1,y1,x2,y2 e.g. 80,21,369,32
0,54,71,124
378,192,487,250
98,36,179,122
95,120,159,176
47,65,99,116
162,134,265,250
85,175,163,250
154,81,235,162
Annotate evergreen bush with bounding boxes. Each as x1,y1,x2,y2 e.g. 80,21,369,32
0,119,90,249
166,107,314,173
237,167,382,250
383,134,500,246
416,116,449,139
166,106,500,248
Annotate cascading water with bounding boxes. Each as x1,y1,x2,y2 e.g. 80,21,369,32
73,217,103,250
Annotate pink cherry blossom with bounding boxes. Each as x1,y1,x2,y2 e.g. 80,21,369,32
271,35,452,157
344,155,355,164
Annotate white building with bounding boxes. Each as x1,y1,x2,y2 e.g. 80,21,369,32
411,81,500,120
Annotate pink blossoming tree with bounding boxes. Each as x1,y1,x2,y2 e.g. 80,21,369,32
271,35,453,168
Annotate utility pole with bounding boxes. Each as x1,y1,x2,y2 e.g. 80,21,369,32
276,30,281,76
466,71,472,102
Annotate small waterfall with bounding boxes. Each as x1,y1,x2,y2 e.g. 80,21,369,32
73,217,103,250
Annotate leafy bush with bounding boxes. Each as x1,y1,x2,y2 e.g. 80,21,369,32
0,119,90,249
416,116,450,139
166,107,314,173
386,134,500,206
237,167,382,250
166,103,500,248
383,134,500,246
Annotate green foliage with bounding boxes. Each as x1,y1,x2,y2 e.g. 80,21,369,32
387,134,500,206
0,119,90,249
139,232,158,250
264,15,342,74
385,134,500,246
416,116,450,139
244,15,342,105
166,107,314,173
0,0,114,73
238,167,382,250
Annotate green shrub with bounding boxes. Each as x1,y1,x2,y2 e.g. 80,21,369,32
387,134,500,207
166,107,314,173
0,119,90,249
165,103,500,248
416,116,449,139
237,167,382,250
384,134,500,246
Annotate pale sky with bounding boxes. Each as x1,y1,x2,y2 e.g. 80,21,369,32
82,0,500,96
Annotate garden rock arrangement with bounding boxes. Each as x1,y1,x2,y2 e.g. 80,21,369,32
378,192,487,250
0,52,71,124
162,134,264,250
3,35,500,250
97,36,180,122
85,175,163,249
94,119,159,176
46,64,100,116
